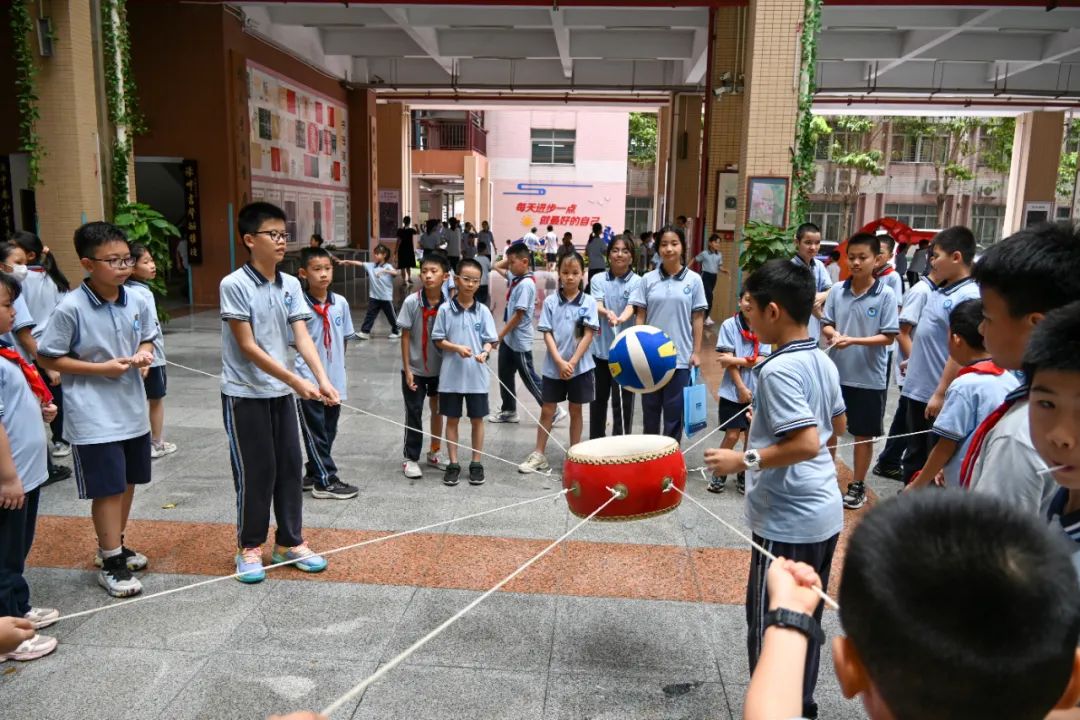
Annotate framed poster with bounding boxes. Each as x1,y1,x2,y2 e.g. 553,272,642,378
747,176,789,228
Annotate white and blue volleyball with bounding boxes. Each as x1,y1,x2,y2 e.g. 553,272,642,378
607,325,678,394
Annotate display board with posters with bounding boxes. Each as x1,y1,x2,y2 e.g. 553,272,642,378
246,61,349,251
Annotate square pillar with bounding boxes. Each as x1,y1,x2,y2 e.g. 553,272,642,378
1003,111,1065,235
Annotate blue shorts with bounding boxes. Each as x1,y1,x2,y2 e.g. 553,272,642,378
439,392,489,419
542,371,595,404
72,433,152,499
143,365,167,400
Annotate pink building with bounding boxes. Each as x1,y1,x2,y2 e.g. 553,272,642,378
487,109,629,249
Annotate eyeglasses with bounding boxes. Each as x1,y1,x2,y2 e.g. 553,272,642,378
254,230,291,243
457,275,481,285
90,256,136,269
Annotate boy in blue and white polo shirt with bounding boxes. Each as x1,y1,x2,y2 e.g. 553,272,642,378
693,232,729,325
38,222,158,599
704,259,845,720
219,203,338,584
490,242,549,423
294,247,358,501
791,222,833,342
355,243,399,340
821,233,899,510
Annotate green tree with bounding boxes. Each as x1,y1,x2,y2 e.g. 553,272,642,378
1058,119,1079,201
811,115,886,238
628,112,657,165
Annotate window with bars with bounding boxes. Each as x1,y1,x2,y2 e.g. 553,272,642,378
531,129,576,165
891,134,949,164
815,131,865,161
624,196,653,236
884,203,938,229
972,204,1006,249
808,202,855,243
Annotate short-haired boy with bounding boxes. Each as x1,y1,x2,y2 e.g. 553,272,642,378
898,226,979,483
907,299,1018,490
0,273,59,661
355,244,400,340
790,222,832,342
37,222,157,597
821,233,898,510
294,247,358,500
475,243,491,307
397,251,450,479
965,222,1080,514
432,258,498,487
219,202,338,583
1025,301,1080,576
743,490,1080,720
705,258,846,720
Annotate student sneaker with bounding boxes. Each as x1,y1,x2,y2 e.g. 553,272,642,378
150,441,178,459
388,331,402,340
426,452,447,470
735,472,746,495
872,463,902,481
843,481,868,510
443,463,461,486
552,406,568,426
707,475,727,493
311,480,359,500
97,554,143,597
302,477,317,491
468,462,485,486
272,542,328,573
43,465,72,486
486,411,519,423
23,607,59,629
0,633,58,662
356,331,371,340
93,544,148,572
235,547,266,583
403,460,423,479
518,452,550,474
50,441,72,458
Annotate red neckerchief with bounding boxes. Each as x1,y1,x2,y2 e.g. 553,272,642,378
308,297,333,352
874,265,895,277
419,290,442,373
28,266,46,273
735,313,760,362
959,389,1021,489
956,359,1005,378
505,272,533,303
0,347,53,405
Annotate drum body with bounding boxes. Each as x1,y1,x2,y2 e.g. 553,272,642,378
562,434,687,521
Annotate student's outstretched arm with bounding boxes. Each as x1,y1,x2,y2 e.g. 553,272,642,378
227,319,320,400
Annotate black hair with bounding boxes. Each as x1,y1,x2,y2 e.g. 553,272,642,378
420,250,450,273
846,232,881,256
930,225,977,265
557,251,585,273
505,242,531,260
562,232,573,242
878,233,896,254
456,258,482,277
0,241,16,265
1023,300,1080,379
676,215,688,223
829,250,841,262
300,246,332,268
948,299,985,351
707,233,721,245
591,222,603,235
0,271,22,304
449,218,460,230
655,224,687,264
639,231,653,242
606,235,637,264
425,218,440,234
795,222,821,241
402,215,412,225
11,230,70,291
972,222,1080,318
743,258,814,326
373,243,391,259
476,240,489,254
530,226,537,233
840,490,1080,720
129,243,151,262
237,201,287,239
547,225,554,231
310,233,324,247
74,221,128,260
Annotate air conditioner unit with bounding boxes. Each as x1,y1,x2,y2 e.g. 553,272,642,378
924,179,941,194
979,185,996,197
837,177,853,194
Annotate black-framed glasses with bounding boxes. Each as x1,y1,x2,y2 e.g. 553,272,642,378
90,256,136,269
254,230,291,243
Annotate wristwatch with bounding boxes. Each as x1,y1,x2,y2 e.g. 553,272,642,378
763,608,825,645
743,449,762,472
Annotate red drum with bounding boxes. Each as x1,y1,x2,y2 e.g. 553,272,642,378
562,435,687,521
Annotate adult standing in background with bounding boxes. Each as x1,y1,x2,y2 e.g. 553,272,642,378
478,221,495,259
522,226,540,270
445,217,463,272
396,216,417,285
907,239,929,287
420,218,442,254
585,223,607,288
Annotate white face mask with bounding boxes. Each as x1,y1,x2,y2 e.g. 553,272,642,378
7,263,27,282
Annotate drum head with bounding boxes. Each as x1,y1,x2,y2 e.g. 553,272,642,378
566,434,677,463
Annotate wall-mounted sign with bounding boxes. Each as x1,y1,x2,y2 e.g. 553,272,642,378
181,159,202,265
0,156,14,240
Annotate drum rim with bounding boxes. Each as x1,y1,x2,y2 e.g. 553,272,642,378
567,501,681,522
564,439,680,466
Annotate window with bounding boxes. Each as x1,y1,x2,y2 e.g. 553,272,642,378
808,201,854,243
531,129,575,165
890,133,948,164
624,196,653,235
972,204,1006,249
1057,205,1072,221
884,203,938,229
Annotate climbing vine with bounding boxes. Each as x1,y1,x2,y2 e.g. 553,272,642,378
10,0,44,187
791,0,823,226
101,0,145,215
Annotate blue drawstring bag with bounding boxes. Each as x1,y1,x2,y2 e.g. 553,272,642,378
683,367,708,437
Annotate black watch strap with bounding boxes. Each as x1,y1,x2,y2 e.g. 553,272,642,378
763,608,825,645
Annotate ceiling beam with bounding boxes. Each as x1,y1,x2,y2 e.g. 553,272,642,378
383,7,453,75
683,26,709,84
550,9,573,79
868,8,1000,80
994,28,1080,80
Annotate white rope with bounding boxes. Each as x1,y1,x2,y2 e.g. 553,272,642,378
40,489,570,628
484,352,568,453
1038,465,1068,476
682,404,750,455
671,485,840,611
320,488,621,717
830,429,933,450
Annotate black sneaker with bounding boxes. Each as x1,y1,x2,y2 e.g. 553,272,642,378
43,465,72,487
302,477,316,492
97,554,142,598
468,462,485,485
707,475,726,493
735,472,746,495
872,463,902,481
311,480,359,500
443,463,461,486
803,701,819,720
843,481,867,510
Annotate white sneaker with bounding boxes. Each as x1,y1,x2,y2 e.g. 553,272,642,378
356,331,371,340
518,451,550,474
426,452,447,470
1,633,57,662
402,460,422,479
704,317,715,326
388,332,402,340
487,412,519,423
50,441,72,458
24,607,59,629
97,555,143,598
94,546,148,572
150,441,178,459
552,406,568,426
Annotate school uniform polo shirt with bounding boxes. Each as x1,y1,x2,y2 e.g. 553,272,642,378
745,339,845,544
1048,488,1080,582
219,263,311,400
901,277,980,404
876,267,904,310
125,280,166,368
590,269,642,360
791,254,833,341
628,265,708,369
363,262,395,302
586,238,607,270
0,341,48,493
37,283,156,445
23,267,64,339
715,314,771,402
397,290,445,377
477,256,491,287
694,250,723,275
294,291,353,401
431,297,497,394
0,295,35,362
503,271,537,352
821,279,899,390
538,290,600,379
932,368,1019,488
895,278,936,387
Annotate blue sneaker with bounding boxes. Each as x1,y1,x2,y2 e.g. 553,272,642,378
235,547,265,583
271,542,327,573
